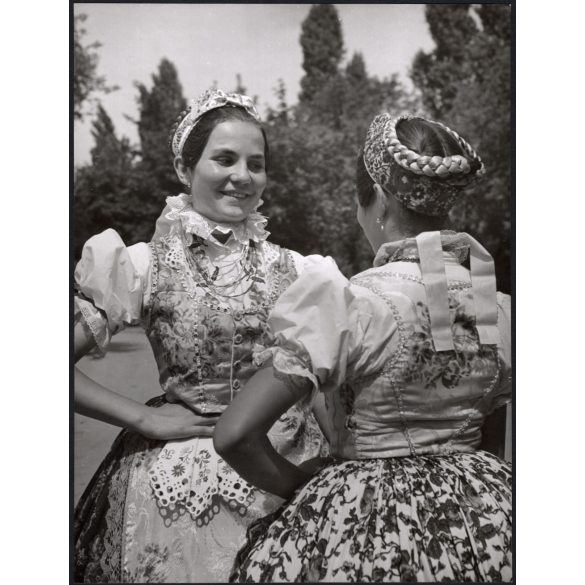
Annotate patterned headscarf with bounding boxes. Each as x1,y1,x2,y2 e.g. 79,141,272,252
363,113,485,216
171,89,261,159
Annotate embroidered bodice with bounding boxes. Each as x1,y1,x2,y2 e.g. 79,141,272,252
146,231,299,414
74,201,324,520
256,239,512,460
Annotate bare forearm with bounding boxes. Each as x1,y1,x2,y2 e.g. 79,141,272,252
221,434,310,499
75,367,149,432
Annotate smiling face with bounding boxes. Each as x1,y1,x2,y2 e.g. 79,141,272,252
180,120,267,224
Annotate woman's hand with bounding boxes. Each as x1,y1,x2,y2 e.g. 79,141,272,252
137,402,220,441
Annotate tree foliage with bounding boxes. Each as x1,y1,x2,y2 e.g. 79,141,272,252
299,5,344,105
75,59,187,257
74,105,140,256
75,4,511,292
73,14,116,120
411,4,512,292
135,59,187,197
262,6,419,276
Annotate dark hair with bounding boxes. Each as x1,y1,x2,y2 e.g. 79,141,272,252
170,106,269,171
356,117,479,209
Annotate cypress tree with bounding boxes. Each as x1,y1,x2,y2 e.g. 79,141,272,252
299,4,344,104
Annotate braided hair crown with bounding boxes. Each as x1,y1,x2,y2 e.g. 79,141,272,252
363,113,485,216
387,115,485,179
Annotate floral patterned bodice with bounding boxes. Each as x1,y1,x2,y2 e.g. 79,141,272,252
74,200,326,524
146,232,299,414
258,239,512,460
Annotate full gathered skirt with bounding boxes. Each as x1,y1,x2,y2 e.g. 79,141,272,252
74,396,323,583
230,451,512,582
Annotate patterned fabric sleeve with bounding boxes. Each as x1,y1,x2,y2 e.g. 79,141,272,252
74,229,152,353
487,292,512,413
255,256,397,393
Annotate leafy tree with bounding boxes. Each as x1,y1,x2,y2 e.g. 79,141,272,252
74,105,140,257
265,79,289,126
73,13,116,120
299,4,344,105
263,5,420,276
75,58,189,258
411,4,478,117
135,58,187,200
410,4,512,292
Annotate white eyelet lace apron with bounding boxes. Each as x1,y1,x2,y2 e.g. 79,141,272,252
149,436,255,521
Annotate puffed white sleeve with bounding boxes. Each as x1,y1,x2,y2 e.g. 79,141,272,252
287,250,325,276
74,228,152,354
255,257,398,395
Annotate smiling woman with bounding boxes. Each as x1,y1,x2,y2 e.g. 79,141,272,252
73,89,326,582
176,119,267,223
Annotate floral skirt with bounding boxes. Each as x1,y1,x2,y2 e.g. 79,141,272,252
230,451,512,582
74,396,324,583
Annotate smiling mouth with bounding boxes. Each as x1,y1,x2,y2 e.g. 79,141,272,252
220,191,252,200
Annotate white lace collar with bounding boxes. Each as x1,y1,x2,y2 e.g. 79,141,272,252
160,193,270,246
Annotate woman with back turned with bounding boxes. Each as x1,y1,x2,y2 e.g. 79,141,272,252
216,112,512,582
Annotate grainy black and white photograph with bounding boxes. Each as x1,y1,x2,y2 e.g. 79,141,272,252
72,2,513,582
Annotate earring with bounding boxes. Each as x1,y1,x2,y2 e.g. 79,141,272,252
376,217,384,230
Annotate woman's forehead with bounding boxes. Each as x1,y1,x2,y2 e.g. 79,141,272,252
206,120,264,151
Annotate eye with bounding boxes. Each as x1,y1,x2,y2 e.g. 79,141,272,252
248,159,265,173
214,155,233,166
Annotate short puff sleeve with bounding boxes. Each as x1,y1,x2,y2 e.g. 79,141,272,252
74,229,151,353
255,257,398,394
288,251,326,276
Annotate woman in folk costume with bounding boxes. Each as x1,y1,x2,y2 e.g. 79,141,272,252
216,112,512,582
73,89,326,583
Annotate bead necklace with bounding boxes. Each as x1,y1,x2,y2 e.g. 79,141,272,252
187,239,260,297
176,237,282,411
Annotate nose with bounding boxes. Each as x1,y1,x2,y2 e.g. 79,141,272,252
229,161,251,184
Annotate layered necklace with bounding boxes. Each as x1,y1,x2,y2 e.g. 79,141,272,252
173,234,281,411
176,233,281,316
186,235,261,299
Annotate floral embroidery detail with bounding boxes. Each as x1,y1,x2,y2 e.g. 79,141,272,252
231,453,512,583
400,300,499,391
125,543,171,583
74,221,327,581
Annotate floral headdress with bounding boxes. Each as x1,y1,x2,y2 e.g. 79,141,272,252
364,114,497,352
170,88,261,159
363,113,485,217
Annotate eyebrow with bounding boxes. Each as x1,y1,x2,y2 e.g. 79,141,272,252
210,148,264,159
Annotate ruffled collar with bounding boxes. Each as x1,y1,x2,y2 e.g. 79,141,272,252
159,193,270,246
373,230,470,267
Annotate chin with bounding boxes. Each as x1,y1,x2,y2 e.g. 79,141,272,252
216,207,250,223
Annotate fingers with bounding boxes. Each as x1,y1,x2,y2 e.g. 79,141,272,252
197,416,220,426
192,426,214,437
157,407,220,426
169,425,214,439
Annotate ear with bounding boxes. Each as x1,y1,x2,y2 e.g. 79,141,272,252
373,183,389,220
173,156,191,185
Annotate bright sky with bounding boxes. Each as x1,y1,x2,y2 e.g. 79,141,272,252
74,3,435,165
